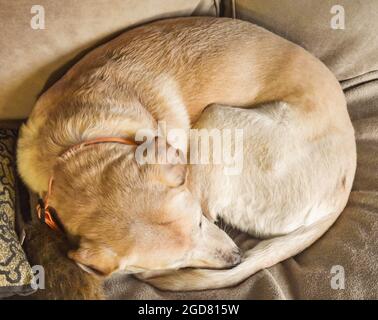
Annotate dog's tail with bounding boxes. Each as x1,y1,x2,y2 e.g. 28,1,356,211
141,211,341,291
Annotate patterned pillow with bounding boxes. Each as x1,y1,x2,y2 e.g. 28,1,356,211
0,129,34,298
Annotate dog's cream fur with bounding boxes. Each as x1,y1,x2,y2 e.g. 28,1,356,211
138,102,355,290
17,17,356,291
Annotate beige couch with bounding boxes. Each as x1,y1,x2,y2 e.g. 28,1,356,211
0,0,220,120
1,0,377,299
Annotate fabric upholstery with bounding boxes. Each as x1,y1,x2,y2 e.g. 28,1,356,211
222,0,378,81
0,129,34,298
0,0,219,120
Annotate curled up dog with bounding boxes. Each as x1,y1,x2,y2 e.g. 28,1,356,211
17,17,356,296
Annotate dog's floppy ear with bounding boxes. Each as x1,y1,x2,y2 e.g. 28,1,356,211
156,137,187,187
68,241,119,276
158,163,187,187
137,136,188,187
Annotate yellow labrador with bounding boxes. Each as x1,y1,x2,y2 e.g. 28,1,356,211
17,17,356,290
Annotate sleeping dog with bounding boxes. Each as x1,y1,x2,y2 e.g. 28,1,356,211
17,17,356,291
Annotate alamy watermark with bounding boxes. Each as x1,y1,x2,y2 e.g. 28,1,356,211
330,265,345,290
30,5,45,30
330,4,345,30
134,122,244,176
17,265,45,296
30,265,45,290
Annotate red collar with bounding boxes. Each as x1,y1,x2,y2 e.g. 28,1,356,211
37,137,136,232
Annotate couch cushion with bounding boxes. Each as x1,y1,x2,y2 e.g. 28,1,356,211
223,0,378,82
0,0,219,120
0,129,34,298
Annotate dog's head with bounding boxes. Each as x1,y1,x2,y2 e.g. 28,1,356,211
50,140,240,277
